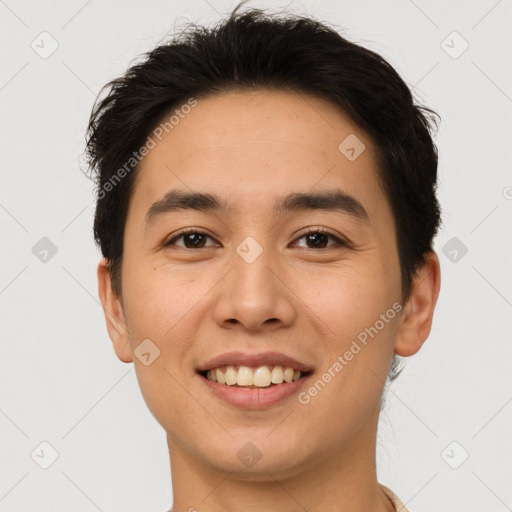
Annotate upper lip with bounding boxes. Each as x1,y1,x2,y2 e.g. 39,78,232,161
197,351,314,373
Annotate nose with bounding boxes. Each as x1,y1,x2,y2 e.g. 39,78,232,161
212,242,297,333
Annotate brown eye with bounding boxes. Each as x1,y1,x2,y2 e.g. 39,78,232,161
164,229,218,249
163,227,350,250
293,228,347,249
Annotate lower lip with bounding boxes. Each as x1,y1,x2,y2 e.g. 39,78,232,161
199,373,312,410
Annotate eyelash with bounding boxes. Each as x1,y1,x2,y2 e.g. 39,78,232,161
163,227,352,250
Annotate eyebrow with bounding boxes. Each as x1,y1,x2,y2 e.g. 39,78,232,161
144,188,370,227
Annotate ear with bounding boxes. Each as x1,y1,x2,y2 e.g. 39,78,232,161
394,250,441,357
97,258,133,363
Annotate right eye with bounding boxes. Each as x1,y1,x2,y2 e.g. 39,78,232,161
163,228,220,249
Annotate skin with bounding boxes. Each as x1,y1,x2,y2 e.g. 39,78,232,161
97,90,441,512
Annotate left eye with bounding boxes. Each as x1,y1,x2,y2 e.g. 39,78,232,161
293,229,346,249
164,228,346,250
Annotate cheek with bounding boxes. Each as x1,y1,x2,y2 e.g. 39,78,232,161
121,258,207,341
299,260,400,401
120,261,206,428
301,260,397,341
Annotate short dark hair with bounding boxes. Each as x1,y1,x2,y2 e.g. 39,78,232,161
85,2,441,382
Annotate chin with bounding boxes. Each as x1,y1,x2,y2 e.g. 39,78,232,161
198,433,311,479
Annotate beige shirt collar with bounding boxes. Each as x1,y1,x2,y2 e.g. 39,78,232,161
166,483,410,512
379,483,410,512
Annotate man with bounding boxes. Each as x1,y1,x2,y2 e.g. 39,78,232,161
86,3,441,510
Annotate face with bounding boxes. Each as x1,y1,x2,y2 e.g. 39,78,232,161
98,90,439,480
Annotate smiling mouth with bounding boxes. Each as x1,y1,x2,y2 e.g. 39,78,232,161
200,364,312,389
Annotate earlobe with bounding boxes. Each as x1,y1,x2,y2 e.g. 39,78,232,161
394,251,441,357
97,258,133,363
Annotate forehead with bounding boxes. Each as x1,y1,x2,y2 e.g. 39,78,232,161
145,89,375,164
129,89,387,223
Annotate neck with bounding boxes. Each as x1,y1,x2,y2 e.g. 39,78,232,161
167,405,394,512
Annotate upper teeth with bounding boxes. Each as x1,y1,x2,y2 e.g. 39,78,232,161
206,365,303,387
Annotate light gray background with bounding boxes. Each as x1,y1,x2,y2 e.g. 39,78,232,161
1,1,511,511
